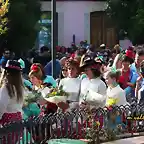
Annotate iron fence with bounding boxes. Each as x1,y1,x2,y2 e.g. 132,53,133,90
0,104,144,144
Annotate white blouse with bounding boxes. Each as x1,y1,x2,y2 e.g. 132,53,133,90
59,78,81,109
80,77,107,104
106,85,128,106
0,86,23,119
59,77,81,102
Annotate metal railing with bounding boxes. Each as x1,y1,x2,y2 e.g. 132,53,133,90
0,104,144,144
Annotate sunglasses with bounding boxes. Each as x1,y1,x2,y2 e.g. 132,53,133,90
62,68,67,71
5,52,10,55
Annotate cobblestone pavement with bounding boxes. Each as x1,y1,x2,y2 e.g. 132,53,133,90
102,136,144,144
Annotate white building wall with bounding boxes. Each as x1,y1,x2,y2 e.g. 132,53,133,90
41,1,107,47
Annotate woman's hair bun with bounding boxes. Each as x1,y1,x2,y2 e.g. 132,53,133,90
115,70,121,79
106,68,121,81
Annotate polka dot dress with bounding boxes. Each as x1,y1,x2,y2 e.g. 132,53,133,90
0,112,22,144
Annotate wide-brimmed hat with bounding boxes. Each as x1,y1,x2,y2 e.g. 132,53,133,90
5,60,21,71
80,55,102,70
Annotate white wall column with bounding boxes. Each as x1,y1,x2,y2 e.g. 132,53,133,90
63,2,85,47
84,13,90,44
58,12,64,46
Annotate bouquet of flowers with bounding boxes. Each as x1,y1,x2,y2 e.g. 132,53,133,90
44,85,69,104
106,97,118,107
47,85,69,97
24,90,42,106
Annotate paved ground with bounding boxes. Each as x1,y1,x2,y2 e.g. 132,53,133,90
102,136,144,144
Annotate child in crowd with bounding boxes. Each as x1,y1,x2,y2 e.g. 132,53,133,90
104,69,128,107
136,60,144,104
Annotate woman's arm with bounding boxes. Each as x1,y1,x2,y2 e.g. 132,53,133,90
0,86,10,119
127,82,135,88
125,71,138,96
135,76,143,98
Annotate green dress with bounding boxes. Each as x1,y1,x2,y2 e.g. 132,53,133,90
21,103,41,143
23,103,41,119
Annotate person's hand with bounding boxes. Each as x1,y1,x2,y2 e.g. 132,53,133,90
136,76,143,89
80,102,89,109
23,103,28,108
57,102,69,112
127,82,135,88
136,76,143,83
38,97,47,105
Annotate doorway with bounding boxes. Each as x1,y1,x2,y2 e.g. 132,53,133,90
90,11,117,48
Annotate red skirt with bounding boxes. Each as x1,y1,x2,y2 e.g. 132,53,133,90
0,112,22,144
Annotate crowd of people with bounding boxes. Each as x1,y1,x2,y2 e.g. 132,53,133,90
0,43,144,143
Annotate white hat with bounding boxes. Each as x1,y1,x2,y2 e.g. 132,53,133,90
100,44,105,47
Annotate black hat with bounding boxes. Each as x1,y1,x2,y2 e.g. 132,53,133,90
80,54,102,69
5,60,21,71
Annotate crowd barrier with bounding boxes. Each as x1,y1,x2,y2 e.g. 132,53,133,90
0,103,144,144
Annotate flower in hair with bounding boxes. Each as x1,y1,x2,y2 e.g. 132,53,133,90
125,50,134,59
31,65,38,72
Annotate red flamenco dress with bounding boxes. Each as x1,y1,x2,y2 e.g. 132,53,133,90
119,68,131,89
0,87,23,144
119,48,135,89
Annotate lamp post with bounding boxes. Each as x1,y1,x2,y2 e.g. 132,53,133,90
51,0,56,79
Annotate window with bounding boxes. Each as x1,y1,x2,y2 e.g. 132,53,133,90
38,12,58,48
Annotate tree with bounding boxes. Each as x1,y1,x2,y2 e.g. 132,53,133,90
0,0,41,53
131,8,144,44
0,0,9,34
106,0,144,44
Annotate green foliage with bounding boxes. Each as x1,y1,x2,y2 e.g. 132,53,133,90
47,85,69,97
1,0,41,53
24,91,42,106
106,0,144,44
0,0,9,35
